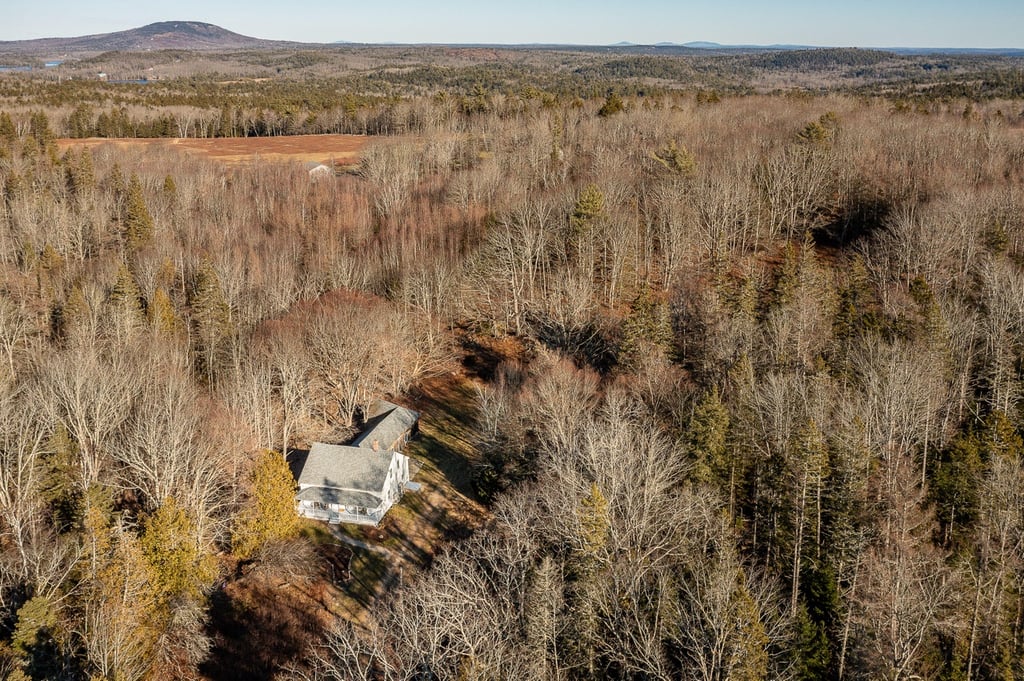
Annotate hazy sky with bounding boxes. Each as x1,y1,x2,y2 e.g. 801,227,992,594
4,0,1023,47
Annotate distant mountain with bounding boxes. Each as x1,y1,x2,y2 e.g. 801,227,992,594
684,42,816,50
0,21,289,54
887,46,1024,56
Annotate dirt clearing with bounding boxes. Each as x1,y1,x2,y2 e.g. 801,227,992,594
57,133,373,167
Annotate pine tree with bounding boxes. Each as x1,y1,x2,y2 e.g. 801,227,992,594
34,244,59,274
108,262,145,339
123,175,153,249
66,104,94,138
930,431,983,549
569,482,609,676
797,111,840,147
140,497,216,605
190,259,232,384
65,148,95,200
0,111,16,146
43,424,82,533
688,386,731,488
597,91,624,117
618,286,673,368
909,276,946,346
107,163,127,225
28,110,54,154
148,287,179,334
231,450,300,559
4,171,22,208
571,184,605,234
729,581,770,681
61,283,99,343
578,482,609,560
11,594,63,679
773,241,800,308
109,263,143,314
792,604,831,681
980,410,1022,462
162,174,177,199
652,139,696,177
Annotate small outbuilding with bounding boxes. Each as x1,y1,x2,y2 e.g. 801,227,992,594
305,161,334,180
295,401,420,525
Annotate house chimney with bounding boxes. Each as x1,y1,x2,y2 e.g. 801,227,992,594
372,439,380,451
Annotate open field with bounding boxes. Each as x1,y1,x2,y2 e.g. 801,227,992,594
56,133,373,166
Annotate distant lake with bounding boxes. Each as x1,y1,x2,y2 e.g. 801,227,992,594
0,66,32,72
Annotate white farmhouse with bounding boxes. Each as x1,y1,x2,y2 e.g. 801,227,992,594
295,401,419,525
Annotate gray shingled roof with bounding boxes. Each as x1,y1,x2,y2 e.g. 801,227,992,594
298,442,394,496
296,486,382,509
351,400,420,451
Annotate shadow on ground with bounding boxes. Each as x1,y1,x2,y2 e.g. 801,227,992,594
201,579,324,681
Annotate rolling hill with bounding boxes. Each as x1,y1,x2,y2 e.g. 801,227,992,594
0,21,291,54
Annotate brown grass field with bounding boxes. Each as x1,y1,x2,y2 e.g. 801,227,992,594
56,133,373,167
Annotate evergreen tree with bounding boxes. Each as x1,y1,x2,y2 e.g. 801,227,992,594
980,410,1022,462
148,287,179,335
231,450,300,559
109,262,145,339
28,110,54,155
930,431,983,549
652,139,696,177
10,594,65,680
797,111,840,147
578,482,609,560
66,104,94,139
190,259,232,384
140,497,216,605
792,604,831,681
43,424,82,533
597,91,624,117
571,184,605,235
773,241,800,309
569,482,609,677
162,174,177,199
123,175,154,249
4,172,23,209
729,582,770,681
909,276,946,346
61,284,90,342
0,111,16,146
110,263,141,308
65,148,95,200
107,163,127,224
618,286,673,368
688,386,731,489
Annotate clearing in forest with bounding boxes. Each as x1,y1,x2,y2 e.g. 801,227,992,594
56,133,372,167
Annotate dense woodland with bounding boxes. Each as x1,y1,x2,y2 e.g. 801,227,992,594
0,48,1023,681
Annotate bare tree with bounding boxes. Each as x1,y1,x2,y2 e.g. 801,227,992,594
35,342,141,490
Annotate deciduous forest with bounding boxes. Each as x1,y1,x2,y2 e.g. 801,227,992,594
0,45,1024,681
